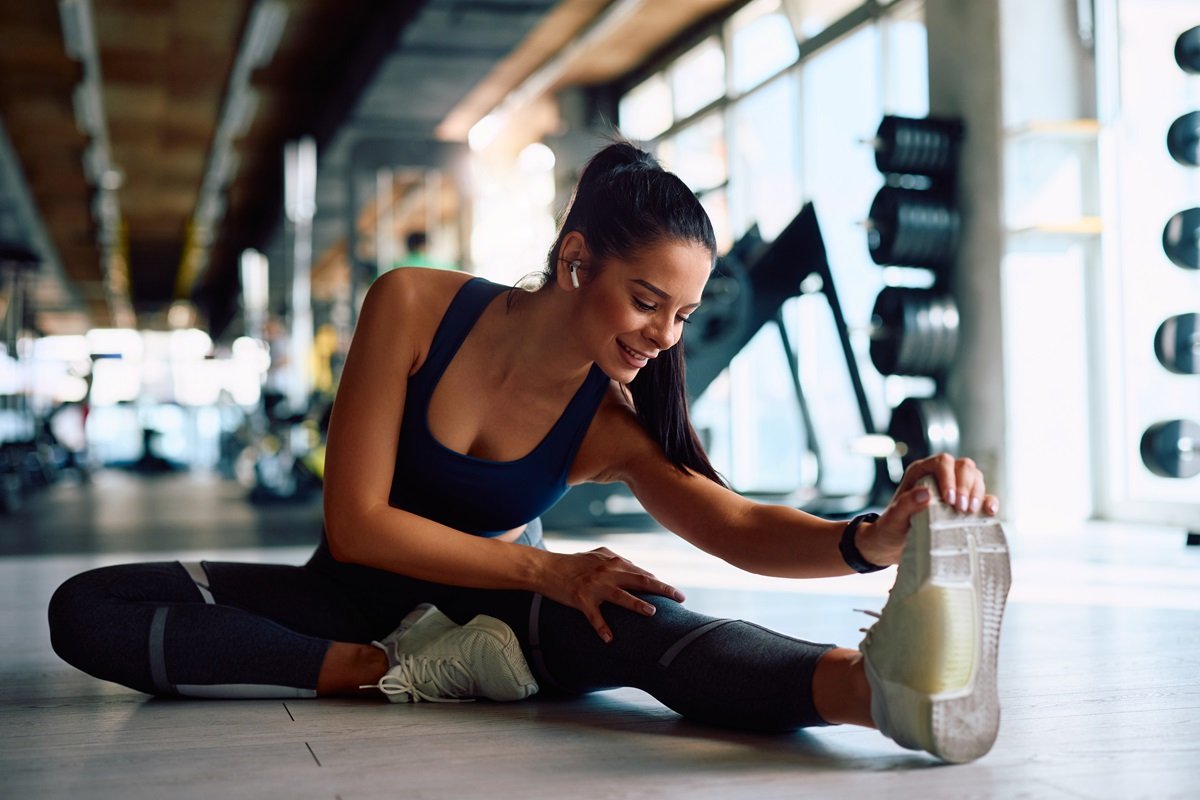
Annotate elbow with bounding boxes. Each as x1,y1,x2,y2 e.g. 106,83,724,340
322,496,367,565
324,524,357,564
322,517,356,564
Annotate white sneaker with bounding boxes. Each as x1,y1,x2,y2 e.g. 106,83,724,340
859,478,1011,763
372,603,456,670
363,606,539,703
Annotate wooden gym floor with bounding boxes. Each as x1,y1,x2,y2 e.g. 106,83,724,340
1,471,1198,799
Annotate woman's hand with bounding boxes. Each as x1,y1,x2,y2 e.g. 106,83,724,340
857,453,1001,567
538,548,686,642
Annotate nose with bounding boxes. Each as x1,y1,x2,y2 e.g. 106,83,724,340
643,312,678,351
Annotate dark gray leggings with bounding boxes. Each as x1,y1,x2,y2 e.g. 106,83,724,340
48,524,834,732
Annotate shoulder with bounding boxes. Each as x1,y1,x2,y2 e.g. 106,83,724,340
365,267,474,319
360,268,476,372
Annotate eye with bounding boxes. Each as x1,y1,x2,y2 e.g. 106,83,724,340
677,315,692,325
633,298,656,312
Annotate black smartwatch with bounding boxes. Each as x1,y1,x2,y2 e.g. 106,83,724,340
839,512,885,573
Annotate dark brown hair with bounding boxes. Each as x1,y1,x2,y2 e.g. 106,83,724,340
543,142,724,485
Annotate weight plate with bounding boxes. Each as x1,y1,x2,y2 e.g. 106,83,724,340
1177,26,1200,74
1163,208,1200,270
874,115,963,179
1140,419,1200,478
1167,111,1200,167
867,187,960,269
886,396,960,469
1155,313,1199,374
869,288,959,376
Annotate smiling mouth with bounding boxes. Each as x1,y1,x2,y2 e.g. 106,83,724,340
618,341,654,364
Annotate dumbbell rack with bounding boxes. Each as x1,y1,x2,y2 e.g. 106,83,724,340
1150,24,1200,543
863,115,966,482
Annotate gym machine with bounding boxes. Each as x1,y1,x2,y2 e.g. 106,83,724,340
0,243,74,514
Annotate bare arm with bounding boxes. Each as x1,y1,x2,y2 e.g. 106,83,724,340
585,403,855,577
588,401,999,576
322,270,680,641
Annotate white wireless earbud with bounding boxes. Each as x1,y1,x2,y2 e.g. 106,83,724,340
569,260,581,289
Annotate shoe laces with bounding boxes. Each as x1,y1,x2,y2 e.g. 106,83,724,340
854,608,882,637
360,654,475,703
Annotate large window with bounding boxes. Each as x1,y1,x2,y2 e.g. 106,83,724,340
620,0,928,496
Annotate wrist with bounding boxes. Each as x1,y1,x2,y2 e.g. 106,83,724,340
839,513,886,573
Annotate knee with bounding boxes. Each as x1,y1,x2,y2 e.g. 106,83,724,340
636,592,689,619
47,568,109,664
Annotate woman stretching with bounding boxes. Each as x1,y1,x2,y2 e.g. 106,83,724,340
49,142,1009,764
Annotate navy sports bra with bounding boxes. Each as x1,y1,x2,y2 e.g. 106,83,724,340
388,277,610,536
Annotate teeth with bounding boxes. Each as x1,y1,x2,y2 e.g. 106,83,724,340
620,342,645,360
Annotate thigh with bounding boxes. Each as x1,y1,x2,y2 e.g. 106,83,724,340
197,561,377,643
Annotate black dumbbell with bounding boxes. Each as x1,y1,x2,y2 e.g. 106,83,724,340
1163,208,1200,270
1168,111,1200,167
1155,313,1199,374
1176,26,1200,73
1141,419,1200,479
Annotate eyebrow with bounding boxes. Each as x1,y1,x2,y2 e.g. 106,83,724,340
631,279,702,309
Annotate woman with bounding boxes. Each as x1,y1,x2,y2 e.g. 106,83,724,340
49,142,1008,764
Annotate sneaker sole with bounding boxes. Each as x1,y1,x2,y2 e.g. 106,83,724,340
915,504,1011,763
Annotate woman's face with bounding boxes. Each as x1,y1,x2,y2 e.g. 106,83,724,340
578,238,711,381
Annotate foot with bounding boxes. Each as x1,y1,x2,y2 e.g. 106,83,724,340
859,477,1011,763
363,605,539,703
372,603,456,669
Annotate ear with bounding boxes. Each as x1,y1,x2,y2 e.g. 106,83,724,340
555,231,589,290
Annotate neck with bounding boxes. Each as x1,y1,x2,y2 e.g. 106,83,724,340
484,285,595,392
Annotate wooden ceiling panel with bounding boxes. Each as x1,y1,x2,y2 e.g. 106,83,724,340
1,95,79,135
93,4,171,56
559,0,737,86
6,0,723,334
123,191,196,223
104,83,169,125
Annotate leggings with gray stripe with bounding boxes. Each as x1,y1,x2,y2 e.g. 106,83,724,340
47,522,834,732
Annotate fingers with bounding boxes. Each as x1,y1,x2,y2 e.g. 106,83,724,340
563,549,686,643
585,548,686,602
904,453,1001,516
582,605,613,644
954,456,979,513
895,481,935,517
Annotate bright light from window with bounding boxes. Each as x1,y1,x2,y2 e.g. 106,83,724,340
518,142,556,173
671,37,726,119
86,328,142,359
619,74,673,141
729,0,800,93
0,348,17,395
169,328,213,361
174,359,223,406
33,335,90,361
468,113,504,152
90,358,141,405
232,336,271,372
